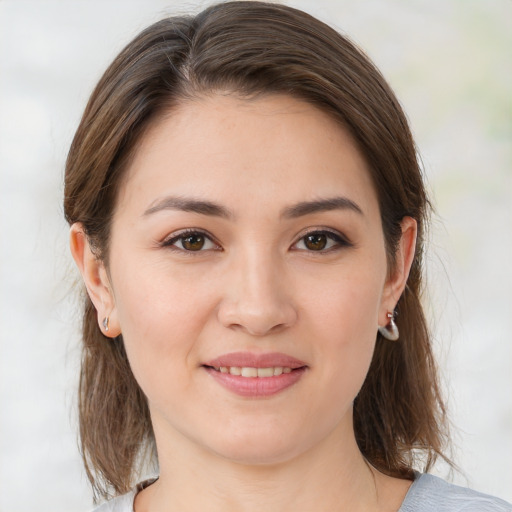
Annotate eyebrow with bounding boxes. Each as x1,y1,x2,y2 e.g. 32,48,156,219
281,197,363,218
143,196,234,218
142,195,363,219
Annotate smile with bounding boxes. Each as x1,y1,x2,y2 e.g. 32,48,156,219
203,352,308,397
211,366,293,377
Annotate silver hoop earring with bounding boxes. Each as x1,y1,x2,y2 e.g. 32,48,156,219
102,317,110,332
378,312,399,341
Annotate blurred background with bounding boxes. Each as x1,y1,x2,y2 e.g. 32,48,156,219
0,0,510,510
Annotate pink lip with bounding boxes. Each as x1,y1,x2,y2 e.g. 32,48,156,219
204,352,307,369
203,352,308,398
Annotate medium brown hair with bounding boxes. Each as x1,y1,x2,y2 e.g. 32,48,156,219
64,1,449,500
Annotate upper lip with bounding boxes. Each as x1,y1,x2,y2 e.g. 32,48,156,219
204,352,307,369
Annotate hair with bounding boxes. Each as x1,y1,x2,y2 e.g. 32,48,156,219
64,0,450,500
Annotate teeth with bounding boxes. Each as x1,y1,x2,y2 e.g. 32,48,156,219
214,366,294,377
257,367,274,377
241,367,258,377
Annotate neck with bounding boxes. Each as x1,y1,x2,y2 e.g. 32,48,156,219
135,415,405,512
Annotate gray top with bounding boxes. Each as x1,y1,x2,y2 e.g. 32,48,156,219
92,473,512,511
399,474,511,511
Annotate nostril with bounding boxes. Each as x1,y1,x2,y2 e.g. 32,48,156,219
217,299,298,337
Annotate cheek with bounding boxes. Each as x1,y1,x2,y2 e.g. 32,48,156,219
110,259,217,392
301,258,385,338
299,263,385,394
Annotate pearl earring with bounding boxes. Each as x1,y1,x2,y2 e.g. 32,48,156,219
102,316,110,332
378,311,399,341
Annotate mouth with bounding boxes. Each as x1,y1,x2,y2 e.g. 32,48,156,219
203,351,307,370
202,352,308,397
204,365,298,377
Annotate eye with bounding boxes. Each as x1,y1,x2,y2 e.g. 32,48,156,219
162,230,219,252
293,230,351,252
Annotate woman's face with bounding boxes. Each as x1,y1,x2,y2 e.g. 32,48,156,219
97,94,411,464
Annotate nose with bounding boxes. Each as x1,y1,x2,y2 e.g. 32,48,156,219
217,250,298,337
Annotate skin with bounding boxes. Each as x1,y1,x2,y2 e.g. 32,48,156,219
71,94,417,511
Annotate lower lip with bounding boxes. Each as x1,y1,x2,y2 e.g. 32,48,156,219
204,367,307,397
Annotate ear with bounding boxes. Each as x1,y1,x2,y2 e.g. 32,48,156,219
378,216,417,326
69,223,121,338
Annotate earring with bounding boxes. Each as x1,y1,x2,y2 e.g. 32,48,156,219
102,316,110,332
378,311,399,341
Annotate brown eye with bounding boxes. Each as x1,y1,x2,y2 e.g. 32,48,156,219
293,230,351,253
164,230,218,252
304,233,327,251
182,234,206,251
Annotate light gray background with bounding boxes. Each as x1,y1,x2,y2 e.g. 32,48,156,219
0,1,511,510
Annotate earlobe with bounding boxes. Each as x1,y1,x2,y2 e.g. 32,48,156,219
379,216,417,324
69,223,121,338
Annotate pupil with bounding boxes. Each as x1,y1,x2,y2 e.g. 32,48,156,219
305,233,327,251
183,234,204,251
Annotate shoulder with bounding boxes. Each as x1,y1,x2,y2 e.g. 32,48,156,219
90,491,135,512
89,478,158,512
400,473,512,512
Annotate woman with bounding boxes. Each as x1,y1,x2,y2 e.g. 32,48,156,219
64,2,511,511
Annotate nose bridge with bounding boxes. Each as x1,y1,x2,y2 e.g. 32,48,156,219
218,241,297,336
242,239,276,288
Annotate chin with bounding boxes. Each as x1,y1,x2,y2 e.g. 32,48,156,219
201,422,322,468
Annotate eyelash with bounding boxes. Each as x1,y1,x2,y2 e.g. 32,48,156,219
292,229,353,253
161,228,352,254
161,228,221,253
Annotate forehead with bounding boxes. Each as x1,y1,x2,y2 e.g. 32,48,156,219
117,93,379,220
